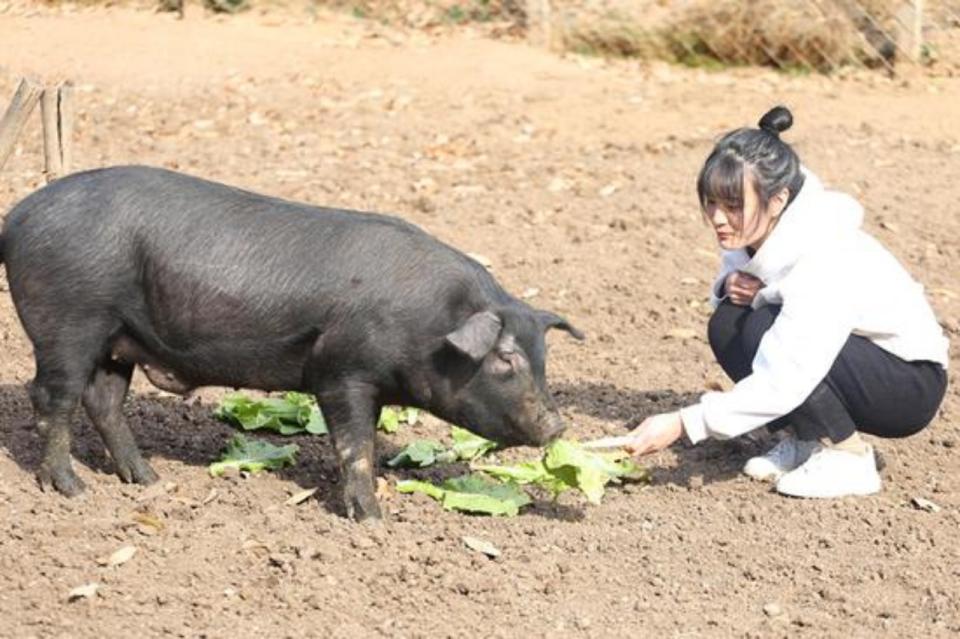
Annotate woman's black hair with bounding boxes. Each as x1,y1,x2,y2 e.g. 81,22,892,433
697,105,805,212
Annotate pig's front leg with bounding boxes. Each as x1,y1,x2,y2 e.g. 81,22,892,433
316,382,382,523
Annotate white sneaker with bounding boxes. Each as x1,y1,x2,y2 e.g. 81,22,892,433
776,445,882,498
743,435,818,482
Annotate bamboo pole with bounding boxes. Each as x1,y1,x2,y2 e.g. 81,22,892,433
0,77,44,172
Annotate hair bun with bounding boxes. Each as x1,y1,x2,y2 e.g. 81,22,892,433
758,106,793,137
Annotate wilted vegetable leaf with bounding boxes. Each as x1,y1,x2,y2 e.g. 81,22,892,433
471,459,570,498
472,460,549,484
378,406,421,433
396,479,446,501
209,434,299,477
450,426,498,460
440,475,531,516
474,440,648,505
214,392,327,435
397,474,530,517
386,427,495,469
543,439,644,504
387,439,452,468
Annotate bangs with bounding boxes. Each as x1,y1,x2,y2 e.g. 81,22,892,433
697,150,745,210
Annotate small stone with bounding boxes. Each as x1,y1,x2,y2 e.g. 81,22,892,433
351,536,375,550
911,497,941,513
599,183,619,198
67,583,99,602
462,535,501,558
268,553,289,568
763,602,783,617
466,253,493,269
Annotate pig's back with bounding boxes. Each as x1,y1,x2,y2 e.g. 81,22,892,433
4,165,506,332
4,165,455,286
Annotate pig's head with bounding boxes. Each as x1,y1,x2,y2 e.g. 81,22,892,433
433,305,584,448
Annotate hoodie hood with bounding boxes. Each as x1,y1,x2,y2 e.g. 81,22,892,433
739,168,864,284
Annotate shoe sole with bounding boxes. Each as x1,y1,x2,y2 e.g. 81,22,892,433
775,478,882,499
744,469,784,483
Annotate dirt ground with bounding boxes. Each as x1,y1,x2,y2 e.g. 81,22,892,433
1,3,959,638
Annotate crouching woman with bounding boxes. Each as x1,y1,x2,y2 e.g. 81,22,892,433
626,106,949,498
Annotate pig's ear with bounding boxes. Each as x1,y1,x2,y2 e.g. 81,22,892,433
445,310,503,362
537,310,585,341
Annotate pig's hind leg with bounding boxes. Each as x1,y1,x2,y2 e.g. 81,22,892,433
30,347,99,496
82,360,159,486
27,314,127,496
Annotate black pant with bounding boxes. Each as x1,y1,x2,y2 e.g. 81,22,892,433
708,300,948,443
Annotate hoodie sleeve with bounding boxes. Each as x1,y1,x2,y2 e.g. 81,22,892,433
680,253,856,444
709,250,750,308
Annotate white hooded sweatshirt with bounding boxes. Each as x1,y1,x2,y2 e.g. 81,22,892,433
679,170,949,445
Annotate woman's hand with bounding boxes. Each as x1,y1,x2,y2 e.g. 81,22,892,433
623,411,684,456
724,271,764,306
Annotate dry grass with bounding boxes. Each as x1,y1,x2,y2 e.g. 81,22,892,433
315,0,525,27
555,0,918,70
671,0,898,71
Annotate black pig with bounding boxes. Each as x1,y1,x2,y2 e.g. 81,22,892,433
0,166,582,521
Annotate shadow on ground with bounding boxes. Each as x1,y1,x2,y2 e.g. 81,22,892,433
0,380,768,516
552,380,771,489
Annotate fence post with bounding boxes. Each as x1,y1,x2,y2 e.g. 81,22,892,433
41,87,63,181
913,0,924,62
40,81,74,182
0,77,44,173
526,0,552,49
59,81,74,175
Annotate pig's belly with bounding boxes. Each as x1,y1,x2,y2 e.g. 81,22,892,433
109,331,315,394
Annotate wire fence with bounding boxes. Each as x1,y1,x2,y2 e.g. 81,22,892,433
537,0,960,73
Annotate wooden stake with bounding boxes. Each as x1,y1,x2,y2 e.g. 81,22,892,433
58,81,74,175
41,87,63,182
913,0,924,62
540,0,552,49
0,77,44,172
526,0,552,49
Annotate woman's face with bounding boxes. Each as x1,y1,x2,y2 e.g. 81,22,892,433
704,174,787,251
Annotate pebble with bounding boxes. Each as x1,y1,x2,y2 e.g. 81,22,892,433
351,536,375,550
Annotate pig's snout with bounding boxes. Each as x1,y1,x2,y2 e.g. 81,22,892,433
530,412,566,446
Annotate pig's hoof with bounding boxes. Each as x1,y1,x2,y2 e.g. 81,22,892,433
116,457,160,485
346,501,383,523
37,464,86,497
343,490,383,523
357,511,384,527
